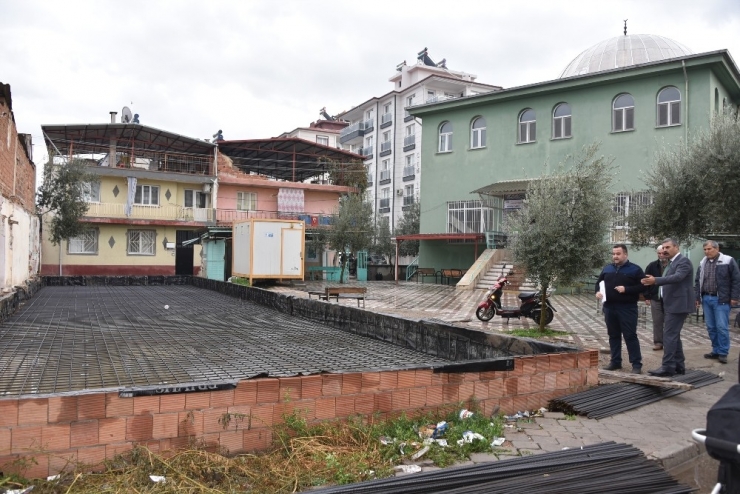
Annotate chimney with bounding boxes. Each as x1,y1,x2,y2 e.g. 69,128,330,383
110,111,117,123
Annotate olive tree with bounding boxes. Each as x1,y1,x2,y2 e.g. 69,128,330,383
395,201,420,257
325,194,375,282
374,216,395,267
505,143,616,330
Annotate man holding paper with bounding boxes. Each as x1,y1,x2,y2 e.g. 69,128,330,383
595,244,646,374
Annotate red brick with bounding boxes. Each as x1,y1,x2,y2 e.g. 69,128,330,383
185,392,211,410
577,352,591,369
391,389,410,410
442,384,459,402
77,445,107,470
49,451,78,474
511,359,525,376
446,373,465,384
71,420,99,447
219,431,244,454
47,396,77,423
504,378,518,396
322,374,343,396
209,390,234,408
133,396,160,415
544,373,557,390
379,371,398,390
159,393,187,412
251,404,274,428
570,369,585,386
361,372,381,391
480,370,497,381
106,442,133,460
152,413,179,439
473,381,490,400
179,410,204,437
530,374,546,393
256,379,280,403
233,381,258,405
462,371,481,382
78,394,106,420
98,417,126,443
533,355,550,373
341,373,362,395
409,387,427,408
374,392,393,412
414,369,433,386
11,426,42,453
279,377,302,401
522,358,536,375
488,379,505,398
243,429,272,451
126,414,153,441
429,372,447,385
459,382,475,401
589,350,600,367
355,394,375,415
203,408,228,433
105,393,133,417
561,353,577,371
517,376,532,395
499,397,514,414
272,403,287,425
549,354,563,372
0,428,10,456
41,423,71,450
335,396,355,417
527,394,543,411
23,454,50,479
426,385,444,406
315,398,336,419
397,370,416,388
482,399,501,416
513,395,528,411
17,398,48,426
586,368,599,385
555,372,570,389
293,401,316,421
300,376,323,399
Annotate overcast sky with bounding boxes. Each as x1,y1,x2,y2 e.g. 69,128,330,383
2,0,739,169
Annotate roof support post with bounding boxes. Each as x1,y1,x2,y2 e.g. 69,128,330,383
292,145,296,182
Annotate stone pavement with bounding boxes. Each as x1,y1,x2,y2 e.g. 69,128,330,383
275,280,739,488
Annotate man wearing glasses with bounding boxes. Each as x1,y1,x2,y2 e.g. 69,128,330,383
644,246,671,351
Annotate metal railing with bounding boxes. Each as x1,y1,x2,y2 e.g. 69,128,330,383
379,198,390,208
367,173,373,184
380,141,392,153
406,256,419,281
381,112,392,125
379,170,391,181
361,146,373,157
403,134,416,147
403,166,415,178
403,195,415,206
216,209,334,226
85,203,215,222
363,118,375,130
340,121,364,139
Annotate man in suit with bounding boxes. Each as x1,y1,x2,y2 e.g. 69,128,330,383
644,245,670,351
641,238,695,377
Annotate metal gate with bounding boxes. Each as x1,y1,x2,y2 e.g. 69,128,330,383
356,251,368,281
175,230,197,275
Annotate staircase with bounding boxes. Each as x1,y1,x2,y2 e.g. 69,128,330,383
474,260,537,292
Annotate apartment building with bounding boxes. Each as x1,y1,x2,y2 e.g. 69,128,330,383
336,49,500,235
277,110,348,149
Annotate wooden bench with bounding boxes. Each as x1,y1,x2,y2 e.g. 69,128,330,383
415,268,439,284
309,286,367,308
439,268,467,285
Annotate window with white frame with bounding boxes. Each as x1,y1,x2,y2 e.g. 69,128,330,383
383,131,390,143
134,185,159,205
316,135,329,146
552,103,572,139
403,184,414,205
438,121,453,152
403,154,415,177
80,182,100,203
184,190,207,208
447,199,500,236
380,187,390,208
470,117,486,148
613,93,635,132
68,229,98,254
427,90,435,102
518,109,536,143
237,191,257,211
406,123,415,136
383,102,392,114
611,191,652,242
127,230,156,255
657,87,681,127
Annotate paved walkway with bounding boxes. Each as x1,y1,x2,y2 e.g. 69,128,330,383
277,280,739,487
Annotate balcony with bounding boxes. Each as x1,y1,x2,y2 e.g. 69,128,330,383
379,198,390,209
367,173,373,185
363,117,375,134
403,134,416,152
339,121,367,144
402,166,415,181
216,209,334,227
403,195,415,206
379,170,391,184
84,202,215,223
380,112,393,129
360,146,374,160
380,140,392,157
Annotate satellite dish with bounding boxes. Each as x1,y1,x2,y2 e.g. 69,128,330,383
121,106,133,124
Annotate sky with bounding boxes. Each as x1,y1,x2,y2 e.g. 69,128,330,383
2,0,740,172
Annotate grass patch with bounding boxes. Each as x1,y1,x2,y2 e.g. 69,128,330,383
506,328,569,338
229,276,251,287
3,403,505,493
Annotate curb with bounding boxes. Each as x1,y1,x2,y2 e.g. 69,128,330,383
649,440,704,471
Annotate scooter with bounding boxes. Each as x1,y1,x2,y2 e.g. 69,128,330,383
475,274,556,324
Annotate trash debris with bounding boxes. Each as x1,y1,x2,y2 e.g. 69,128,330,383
538,407,548,415
417,424,436,439
457,431,486,445
490,437,506,447
164,305,169,310
399,442,406,455
149,475,166,483
394,464,422,474
379,436,394,445
459,409,474,419
432,421,449,438
411,445,430,460
47,474,61,481
6,487,34,494
435,439,448,447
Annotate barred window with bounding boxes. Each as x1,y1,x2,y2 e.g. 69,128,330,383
68,230,98,254
447,199,503,242
611,191,652,242
128,230,156,255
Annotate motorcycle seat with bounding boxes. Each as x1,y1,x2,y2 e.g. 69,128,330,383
518,292,537,300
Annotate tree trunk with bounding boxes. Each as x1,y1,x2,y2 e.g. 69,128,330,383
539,283,549,332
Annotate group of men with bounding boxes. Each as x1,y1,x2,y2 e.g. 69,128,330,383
595,239,740,378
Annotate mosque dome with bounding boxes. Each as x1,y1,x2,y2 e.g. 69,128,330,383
559,34,693,78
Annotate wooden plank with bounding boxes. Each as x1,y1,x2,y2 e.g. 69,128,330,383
598,370,694,390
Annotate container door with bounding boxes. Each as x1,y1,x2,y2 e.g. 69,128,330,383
281,228,303,277
206,239,226,281
356,251,368,281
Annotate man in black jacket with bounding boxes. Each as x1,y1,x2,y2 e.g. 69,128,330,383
644,246,671,351
595,244,646,374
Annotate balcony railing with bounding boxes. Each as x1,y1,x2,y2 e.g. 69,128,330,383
380,141,392,153
379,170,391,181
379,198,390,208
403,134,416,147
381,112,392,126
85,202,215,222
340,121,364,138
216,209,334,227
403,166,415,178
363,118,375,132
367,173,373,185
361,146,373,158
403,195,415,206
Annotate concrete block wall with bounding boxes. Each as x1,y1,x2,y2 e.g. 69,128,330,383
0,350,598,479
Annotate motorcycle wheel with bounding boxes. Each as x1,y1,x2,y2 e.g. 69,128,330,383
476,306,495,321
531,307,554,326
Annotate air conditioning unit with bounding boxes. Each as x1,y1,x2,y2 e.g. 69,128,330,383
396,189,404,196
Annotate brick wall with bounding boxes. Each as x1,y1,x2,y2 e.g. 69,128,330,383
0,350,598,479
0,93,36,211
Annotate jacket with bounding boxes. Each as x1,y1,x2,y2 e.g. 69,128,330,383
595,260,645,305
654,254,695,314
694,253,740,304
644,259,668,301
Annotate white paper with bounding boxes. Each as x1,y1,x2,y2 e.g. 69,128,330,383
599,280,607,302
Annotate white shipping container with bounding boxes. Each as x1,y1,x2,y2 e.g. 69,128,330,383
232,219,305,284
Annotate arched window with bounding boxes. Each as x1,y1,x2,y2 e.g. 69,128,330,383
552,103,572,139
613,94,635,132
470,117,486,149
518,109,536,143
657,87,681,126
438,121,453,152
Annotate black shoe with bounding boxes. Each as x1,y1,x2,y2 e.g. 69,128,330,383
648,367,675,377
603,363,622,371
631,367,642,375
718,355,728,364
675,368,686,375
704,353,720,359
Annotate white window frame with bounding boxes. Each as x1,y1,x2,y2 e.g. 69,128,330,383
68,229,98,255
613,94,635,132
127,229,156,255
518,109,536,143
552,103,572,139
80,182,100,203
382,131,391,143
383,102,392,114
184,189,207,209
470,117,486,149
438,122,453,153
134,185,159,206
236,191,257,211
316,135,329,146
657,87,681,127
406,123,415,136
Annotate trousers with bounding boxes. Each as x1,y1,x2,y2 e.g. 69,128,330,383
603,304,642,368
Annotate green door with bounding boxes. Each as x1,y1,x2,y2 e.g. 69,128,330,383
206,239,226,281
356,251,368,281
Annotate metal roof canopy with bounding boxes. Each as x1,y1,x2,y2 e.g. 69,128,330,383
394,233,484,242
217,138,364,182
472,178,539,196
41,123,216,156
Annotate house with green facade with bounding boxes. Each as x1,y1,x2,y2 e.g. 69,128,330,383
408,34,740,273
